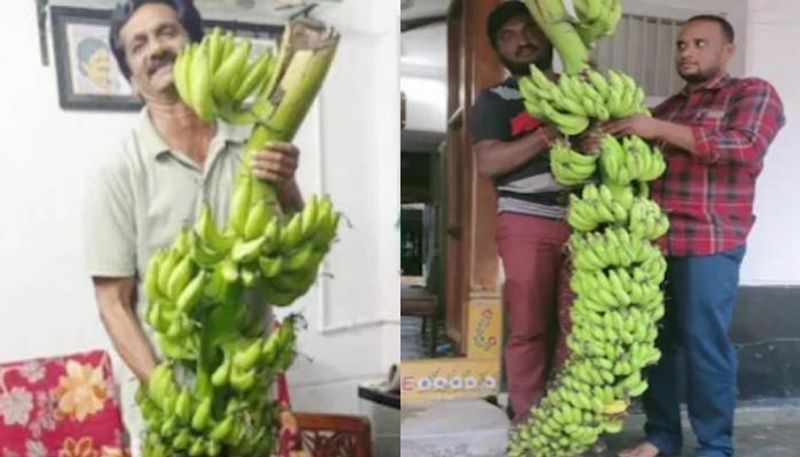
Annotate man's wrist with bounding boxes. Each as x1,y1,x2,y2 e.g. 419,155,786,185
652,118,669,142
277,178,304,213
529,129,550,154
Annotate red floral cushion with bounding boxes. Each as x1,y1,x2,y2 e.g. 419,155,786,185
0,350,131,456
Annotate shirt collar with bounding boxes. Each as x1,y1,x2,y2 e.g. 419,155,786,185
679,74,732,96
136,107,250,159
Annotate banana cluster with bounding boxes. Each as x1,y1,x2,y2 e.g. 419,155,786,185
573,0,623,49
144,190,338,357
138,21,341,457
520,66,647,136
570,260,668,310
511,182,669,457
511,98,669,457
566,183,630,232
570,226,661,271
509,244,667,457
137,318,298,457
173,27,276,123
219,177,339,306
550,140,598,186
629,197,670,240
599,134,667,186
510,2,673,454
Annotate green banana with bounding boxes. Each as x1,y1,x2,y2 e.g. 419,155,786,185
233,52,274,104
189,45,214,121
190,397,212,431
233,338,263,370
244,201,272,240
212,38,251,104
194,205,234,254
176,270,206,312
231,235,267,263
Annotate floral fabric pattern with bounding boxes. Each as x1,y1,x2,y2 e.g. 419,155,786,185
0,387,34,426
0,350,130,457
56,361,109,422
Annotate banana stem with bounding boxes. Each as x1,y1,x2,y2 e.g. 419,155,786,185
196,330,214,400
524,0,591,75
238,18,339,205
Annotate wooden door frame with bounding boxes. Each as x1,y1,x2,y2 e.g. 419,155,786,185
444,0,506,353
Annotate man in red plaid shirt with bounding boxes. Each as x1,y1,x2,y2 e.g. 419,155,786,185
603,15,785,457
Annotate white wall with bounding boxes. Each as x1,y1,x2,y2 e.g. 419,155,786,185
0,0,399,419
739,0,800,285
401,22,447,133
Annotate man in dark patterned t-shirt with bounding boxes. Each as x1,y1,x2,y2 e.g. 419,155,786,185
601,15,785,457
470,1,569,426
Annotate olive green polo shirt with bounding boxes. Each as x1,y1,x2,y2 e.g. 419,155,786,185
83,108,278,322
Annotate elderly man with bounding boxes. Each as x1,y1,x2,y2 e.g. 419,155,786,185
83,0,303,451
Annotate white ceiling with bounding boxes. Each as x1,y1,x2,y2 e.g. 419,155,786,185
401,0,450,21
400,0,448,77
401,22,446,72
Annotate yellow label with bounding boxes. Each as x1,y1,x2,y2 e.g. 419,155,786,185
466,299,503,359
400,357,501,403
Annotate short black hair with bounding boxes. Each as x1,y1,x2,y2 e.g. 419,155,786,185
686,14,735,43
109,0,205,80
487,1,532,49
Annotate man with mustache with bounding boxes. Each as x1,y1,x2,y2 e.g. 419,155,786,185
598,15,785,457
470,1,568,426
82,0,304,451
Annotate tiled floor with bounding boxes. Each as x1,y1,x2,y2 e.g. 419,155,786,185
603,399,800,457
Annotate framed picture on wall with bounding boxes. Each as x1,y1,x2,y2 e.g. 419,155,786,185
50,6,283,111
50,6,139,111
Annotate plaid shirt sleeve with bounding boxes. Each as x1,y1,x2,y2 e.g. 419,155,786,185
691,78,785,165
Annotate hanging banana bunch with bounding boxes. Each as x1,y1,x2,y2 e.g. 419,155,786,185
519,66,649,135
573,0,623,49
508,1,670,456
137,19,340,457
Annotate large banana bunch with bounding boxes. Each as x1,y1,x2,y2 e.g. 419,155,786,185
573,0,623,49
137,20,340,457
510,1,671,455
520,66,648,136
136,318,298,457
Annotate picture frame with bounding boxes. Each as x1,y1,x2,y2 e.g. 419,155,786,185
49,6,283,111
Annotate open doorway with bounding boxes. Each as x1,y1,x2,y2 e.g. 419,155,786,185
400,0,449,361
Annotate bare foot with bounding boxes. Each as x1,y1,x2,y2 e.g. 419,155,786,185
618,441,661,457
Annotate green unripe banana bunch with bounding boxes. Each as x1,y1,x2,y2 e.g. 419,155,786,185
550,139,598,186
137,317,299,457
510,2,672,456
137,20,340,457
573,0,623,49
173,27,274,123
520,65,649,137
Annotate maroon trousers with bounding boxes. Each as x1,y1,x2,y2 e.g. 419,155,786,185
496,212,573,425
